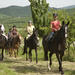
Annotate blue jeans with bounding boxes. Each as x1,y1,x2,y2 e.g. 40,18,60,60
48,32,54,41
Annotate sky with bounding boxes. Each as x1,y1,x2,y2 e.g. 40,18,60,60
0,0,75,8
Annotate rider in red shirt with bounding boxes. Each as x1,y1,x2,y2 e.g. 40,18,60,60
48,13,61,41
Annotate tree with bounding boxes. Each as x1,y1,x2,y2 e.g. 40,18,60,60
29,0,49,28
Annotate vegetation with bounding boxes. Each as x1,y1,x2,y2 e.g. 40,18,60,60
29,0,49,28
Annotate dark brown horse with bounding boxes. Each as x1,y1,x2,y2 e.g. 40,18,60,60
42,21,69,75
22,29,38,63
8,35,21,57
0,34,7,60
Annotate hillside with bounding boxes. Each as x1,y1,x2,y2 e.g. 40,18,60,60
66,8,75,16
0,5,75,17
61,5,75,9
0,6,32,17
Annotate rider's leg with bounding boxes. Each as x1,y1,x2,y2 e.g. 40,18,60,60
48,32,54,41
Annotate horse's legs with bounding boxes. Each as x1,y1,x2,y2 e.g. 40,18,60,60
2,48,4,60
26,48,28,61
35,48,38,63
29,48,32,62
60,51,64,62
17,49,18,55
14,49,17,58
56,53,64,74
44,50,48,60
48,52,53,70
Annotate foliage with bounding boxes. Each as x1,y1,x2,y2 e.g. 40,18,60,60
29,0,49,28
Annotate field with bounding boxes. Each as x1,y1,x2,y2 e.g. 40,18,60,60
0,7,75,75
0,23,75,75
0,51,75,75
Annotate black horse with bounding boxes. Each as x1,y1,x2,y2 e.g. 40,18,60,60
42,21,69,75
0,34,7,60
22,29,38,63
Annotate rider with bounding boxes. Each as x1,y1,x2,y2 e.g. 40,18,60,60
11,25,18,37
0,24,8,39
26,20,39,46
26,20,35,39
48,13,61,41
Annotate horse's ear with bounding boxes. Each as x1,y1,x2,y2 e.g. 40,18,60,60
33,28,35,31
62,21,65,25
66,21,70,26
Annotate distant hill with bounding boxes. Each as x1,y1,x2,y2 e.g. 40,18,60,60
0,5,75,17
59,5,75,9
0,6,32,17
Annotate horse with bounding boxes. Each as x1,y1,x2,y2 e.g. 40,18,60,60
22,29,38,63
42,21,69,75
8,35,21,57
0,34,7,60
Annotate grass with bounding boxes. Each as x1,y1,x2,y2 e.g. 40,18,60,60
0,56,75,75
0,26,75,75
0,43,75,75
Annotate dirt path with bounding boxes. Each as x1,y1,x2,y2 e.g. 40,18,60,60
0,57,75,75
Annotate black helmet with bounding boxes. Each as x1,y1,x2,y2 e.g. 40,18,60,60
53,13,58,17
13,25,16,28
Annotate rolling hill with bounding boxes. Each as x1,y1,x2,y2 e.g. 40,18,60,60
0,6,32,17
0,5,75,17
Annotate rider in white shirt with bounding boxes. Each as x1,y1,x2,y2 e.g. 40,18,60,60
26,20,35,39
0,24,8,39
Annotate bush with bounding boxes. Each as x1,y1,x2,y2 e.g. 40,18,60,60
38,27,51,37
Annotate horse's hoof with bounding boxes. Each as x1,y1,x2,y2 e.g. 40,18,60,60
0,58,4,61
60,71,64,75
26,58,28,61
48,65,51,71
22,53,25,55
29,58,32,62
36,61,38,64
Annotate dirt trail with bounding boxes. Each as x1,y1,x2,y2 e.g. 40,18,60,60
1,57,75,75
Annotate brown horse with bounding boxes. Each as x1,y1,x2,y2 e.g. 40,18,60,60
42,21,69,75
0,34,7,60
8,35,21,57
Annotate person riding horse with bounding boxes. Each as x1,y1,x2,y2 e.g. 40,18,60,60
11,25,19,37
26,20,39,46
0,24,8,39
8,26,19,47
48,13,61,41
8,25,21,57
26,20,35,39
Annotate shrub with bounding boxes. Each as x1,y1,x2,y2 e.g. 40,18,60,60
38,27,51,37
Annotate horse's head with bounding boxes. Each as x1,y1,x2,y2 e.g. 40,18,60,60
60,21,70,38
13,35,21,44
33,28,38,38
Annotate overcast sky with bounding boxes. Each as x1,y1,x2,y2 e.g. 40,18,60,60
0,0,75,8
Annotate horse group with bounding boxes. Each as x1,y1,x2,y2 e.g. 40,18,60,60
0,21,69,75
0,34,21,60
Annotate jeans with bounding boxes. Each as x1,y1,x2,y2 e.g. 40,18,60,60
47,32,54,41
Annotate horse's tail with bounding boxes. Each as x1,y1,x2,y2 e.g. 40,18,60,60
22,37,27,55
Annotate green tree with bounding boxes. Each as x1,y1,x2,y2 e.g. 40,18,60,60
29,0,49,28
